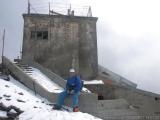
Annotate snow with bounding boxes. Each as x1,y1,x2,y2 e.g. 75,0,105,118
0,77,102,120
19,109,101,120
0,77,51,111
83,80,104,85
25,67,64,93
82,87,91,93
0,111,7,118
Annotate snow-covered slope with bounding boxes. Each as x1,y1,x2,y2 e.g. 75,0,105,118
0,77,102,120
25,67,64,93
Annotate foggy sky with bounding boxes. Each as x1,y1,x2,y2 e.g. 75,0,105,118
0,0,160,94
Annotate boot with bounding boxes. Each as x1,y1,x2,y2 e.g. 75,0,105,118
53,104,61,110
73,106,79,112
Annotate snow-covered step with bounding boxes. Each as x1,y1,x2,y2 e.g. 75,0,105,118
21,66,32,69
25,71,33,74
24,70,33,72
18,64,29,67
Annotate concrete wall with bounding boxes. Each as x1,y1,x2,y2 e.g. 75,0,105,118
114,86,160,115
22,14,98,80
85,84,116,100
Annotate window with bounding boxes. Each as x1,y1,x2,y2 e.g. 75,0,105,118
31,31,36,39
43,31,48,40
30,31,48,40
37,31,43,39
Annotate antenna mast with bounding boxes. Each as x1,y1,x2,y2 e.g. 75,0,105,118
49,2,50,15
28,0,30,14
87,6,92,17
1,29,5,66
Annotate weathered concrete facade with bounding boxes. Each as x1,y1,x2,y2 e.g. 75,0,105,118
22,14,98,79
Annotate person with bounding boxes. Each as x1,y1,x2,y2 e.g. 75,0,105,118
54,68,82,112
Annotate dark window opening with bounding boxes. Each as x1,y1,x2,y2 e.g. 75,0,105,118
155,97,160,101
98,93,104,100
30,31,48,40
31,31,36,39
43,31,48,40
37,31,43,39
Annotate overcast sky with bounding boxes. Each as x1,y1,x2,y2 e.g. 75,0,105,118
0,0,160,94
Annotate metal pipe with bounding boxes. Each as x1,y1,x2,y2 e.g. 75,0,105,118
2,29,5,66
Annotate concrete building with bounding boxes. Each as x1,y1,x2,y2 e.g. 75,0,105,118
10,9,159,119
22,14,98,79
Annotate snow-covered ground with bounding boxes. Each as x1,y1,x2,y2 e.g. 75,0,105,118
0,77,102,120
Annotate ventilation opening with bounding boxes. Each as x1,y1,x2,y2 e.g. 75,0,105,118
98,93,104,100
155,97,160,101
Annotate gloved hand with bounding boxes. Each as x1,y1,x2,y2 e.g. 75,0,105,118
67,89,74,94
66,85,75,94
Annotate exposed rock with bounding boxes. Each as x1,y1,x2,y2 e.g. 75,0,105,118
5,99,11,101
5,85,9,88
18,92,24,96
3,94,11,98
17,99,25,103
33,106,38,108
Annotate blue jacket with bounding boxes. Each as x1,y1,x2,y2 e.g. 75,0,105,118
66,75,81,93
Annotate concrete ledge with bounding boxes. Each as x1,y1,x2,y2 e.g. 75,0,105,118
98,65,137,88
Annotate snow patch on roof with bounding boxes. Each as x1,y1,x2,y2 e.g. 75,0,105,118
83,80,104,85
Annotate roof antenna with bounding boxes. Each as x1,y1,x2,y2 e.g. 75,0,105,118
87,6,92,17
28,0,30,14
49,2,50,15
68,4,72,15
1,29,5,69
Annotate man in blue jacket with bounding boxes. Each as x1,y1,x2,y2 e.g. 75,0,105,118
55,68,82,112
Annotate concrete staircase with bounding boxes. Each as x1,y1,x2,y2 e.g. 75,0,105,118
15,63,33,75
96,99,139,120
